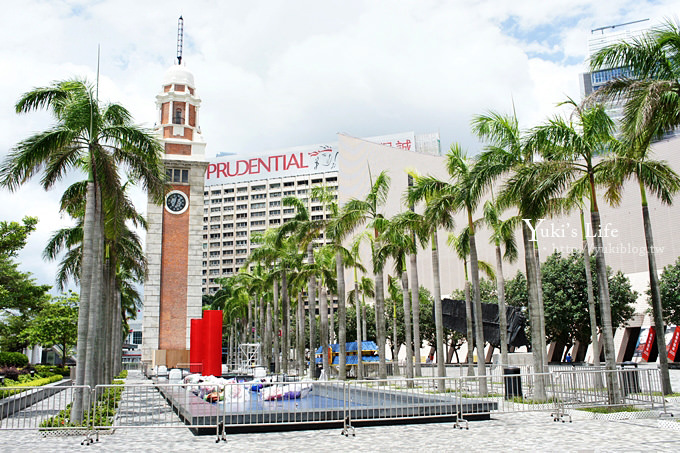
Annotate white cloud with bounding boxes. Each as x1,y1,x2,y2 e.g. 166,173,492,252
1,0,678,288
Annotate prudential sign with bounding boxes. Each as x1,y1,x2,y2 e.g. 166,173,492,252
204,132,416,186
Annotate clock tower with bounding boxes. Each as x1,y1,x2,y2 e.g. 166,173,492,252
141,51,208,365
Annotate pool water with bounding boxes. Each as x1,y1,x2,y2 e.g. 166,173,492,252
218,392,361,412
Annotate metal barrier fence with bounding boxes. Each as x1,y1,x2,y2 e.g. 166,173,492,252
342,377,464,436
122,362,142,371
89,382,220,442
0,385,92,436
216,380,346,441
552,368,666,421
454,372,558,428
0,367,671,444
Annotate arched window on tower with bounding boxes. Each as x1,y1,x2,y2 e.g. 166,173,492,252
173,108,183,124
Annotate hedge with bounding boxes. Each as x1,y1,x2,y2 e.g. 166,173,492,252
1,374,64,399
0,352,29,367
34,365,70,377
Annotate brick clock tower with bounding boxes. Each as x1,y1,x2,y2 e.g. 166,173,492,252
141,59,207,366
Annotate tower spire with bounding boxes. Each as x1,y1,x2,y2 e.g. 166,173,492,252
176,16,184,65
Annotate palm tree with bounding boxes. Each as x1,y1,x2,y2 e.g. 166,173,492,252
400,188,429,377
314,184,349,379
407,171,456,388
316,245,339,377
449,228,475,376
448,229,496,373
590,23,680,395
409,145,488,393
335,170,391,379
346,236,371,379
472,108,549,393
376,214,418,381
576,204,601,373
1,79,165,419
278,196,327,377
523,99,623,402
480,199,519,367
598,129,680,394
589,19,680,140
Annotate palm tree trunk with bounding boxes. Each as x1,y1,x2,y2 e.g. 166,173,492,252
590,209,621,404
431,230,446,389
355,278,364,380
336,252,347,380
85,187,104,390
580,209,601,373
465,279,475,376
72,180,96,422
320,283,330,378
103,259,114,384
401,267,414,381
522,222,547,399
495,245,509,368
534,244,548,373
265,301,273,372
113,289,123,377
641,195,673,394
409,253,422,377
362,303,367,344
392,301,400,376
273,281,280,374
297,293,305,376
375,266,387,379
307,243,317,378
329,302,335,344
281,271,289,374
259,295,266,351
468,229,488,395
247,300,253,343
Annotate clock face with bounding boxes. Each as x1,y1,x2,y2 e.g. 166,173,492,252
165,191,188,214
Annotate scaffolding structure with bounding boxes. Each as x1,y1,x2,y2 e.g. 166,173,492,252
238,343,261,371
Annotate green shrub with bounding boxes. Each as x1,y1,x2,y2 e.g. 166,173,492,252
34,365,70,377
0,352,29,367
116,370,128,379
0,366,20,381
0,374,63,399
40,379,124,428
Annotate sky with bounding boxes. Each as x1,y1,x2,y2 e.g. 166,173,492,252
1,0,678,292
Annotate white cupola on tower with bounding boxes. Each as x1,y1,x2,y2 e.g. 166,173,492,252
154,18,205,159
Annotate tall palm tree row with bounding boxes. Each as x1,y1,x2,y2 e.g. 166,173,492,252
336,170,391,379
590,20,680,394
2,79,165,420
472,109,550,394
523,99,625,401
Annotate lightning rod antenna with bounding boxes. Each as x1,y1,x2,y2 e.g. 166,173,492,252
176,16,184,65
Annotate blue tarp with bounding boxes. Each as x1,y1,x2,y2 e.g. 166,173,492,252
315,341,378,355
316,355,379,364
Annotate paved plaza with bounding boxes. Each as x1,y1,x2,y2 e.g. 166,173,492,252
1,370,680,452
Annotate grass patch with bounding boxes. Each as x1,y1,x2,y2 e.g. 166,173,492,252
645,391,680,397
578,406,643,414
508,396,556,404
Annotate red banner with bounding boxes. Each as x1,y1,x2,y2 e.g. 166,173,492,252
667,327,680,362
642,326,656,362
